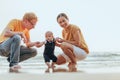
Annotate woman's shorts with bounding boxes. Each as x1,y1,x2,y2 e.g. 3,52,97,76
61,45,87,62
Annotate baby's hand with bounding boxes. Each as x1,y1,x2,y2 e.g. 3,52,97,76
35,41,40,44
42,41,46,44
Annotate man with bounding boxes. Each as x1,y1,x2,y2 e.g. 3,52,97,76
0,12,42,71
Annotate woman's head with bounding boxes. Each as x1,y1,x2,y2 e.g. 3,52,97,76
22,12,38,30
57,13,69,28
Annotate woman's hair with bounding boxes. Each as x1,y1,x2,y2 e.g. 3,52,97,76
23,12,38,21
56,13,69,21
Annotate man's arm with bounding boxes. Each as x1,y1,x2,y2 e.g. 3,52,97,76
4,28,22,37
26,41,45,48
4,28,27,43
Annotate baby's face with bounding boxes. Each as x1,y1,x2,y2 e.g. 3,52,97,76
46,34,54,41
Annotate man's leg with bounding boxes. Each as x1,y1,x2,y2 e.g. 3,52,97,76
19,46,37,62
0,35,21,68
9,35,21,67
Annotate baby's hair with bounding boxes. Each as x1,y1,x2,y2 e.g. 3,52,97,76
45,31,53,36
56,13,69,21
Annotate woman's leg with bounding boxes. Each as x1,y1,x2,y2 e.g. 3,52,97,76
56,54,66,65
56,42,76,65
55,42,77,72
60,42,76,65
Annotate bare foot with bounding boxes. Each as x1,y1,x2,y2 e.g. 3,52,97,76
68,62,72,67
68,63,77,72
45,68,50,73
9,65,21,73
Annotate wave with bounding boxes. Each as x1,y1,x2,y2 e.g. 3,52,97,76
1,52,120,68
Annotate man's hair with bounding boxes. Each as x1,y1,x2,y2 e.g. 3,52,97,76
23,12,38,21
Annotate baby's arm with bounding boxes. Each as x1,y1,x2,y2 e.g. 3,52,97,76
35,41,45,48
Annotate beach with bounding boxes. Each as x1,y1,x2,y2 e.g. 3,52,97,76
1,72,120,80
1,52,120,80
1,66,120,80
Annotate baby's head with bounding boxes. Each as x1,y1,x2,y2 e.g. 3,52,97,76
45,31,54,41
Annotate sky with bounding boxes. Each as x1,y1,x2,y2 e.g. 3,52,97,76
0,0,120,52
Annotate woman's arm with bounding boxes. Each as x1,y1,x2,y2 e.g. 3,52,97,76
55,41,61,47
56,30,81,47
69,30,81,46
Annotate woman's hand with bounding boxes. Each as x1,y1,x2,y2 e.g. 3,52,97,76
56,37,64,43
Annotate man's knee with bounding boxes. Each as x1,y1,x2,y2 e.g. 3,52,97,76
12,35,21,42
31,48,37,57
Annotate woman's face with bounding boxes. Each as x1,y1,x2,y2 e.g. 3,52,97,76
57,16,69,29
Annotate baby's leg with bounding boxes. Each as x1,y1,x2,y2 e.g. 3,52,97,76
46,62,51,68
51,62,56,68
45,62,51,72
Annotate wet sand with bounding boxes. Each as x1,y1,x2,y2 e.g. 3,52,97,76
0,66,120,80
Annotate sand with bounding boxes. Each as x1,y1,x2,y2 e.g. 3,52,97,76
0,72,120,80
0,67,120,80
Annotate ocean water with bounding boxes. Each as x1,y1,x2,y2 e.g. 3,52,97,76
0,51,120,73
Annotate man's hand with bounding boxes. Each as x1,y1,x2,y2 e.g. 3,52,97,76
34,41,45,48
19,32,27,43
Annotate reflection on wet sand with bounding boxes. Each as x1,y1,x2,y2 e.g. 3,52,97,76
53,68,68,72
45,67,84,73
9,68,20,73
8,66,84,73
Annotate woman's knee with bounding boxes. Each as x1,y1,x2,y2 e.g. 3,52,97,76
60,42,73,52
60,42,68,49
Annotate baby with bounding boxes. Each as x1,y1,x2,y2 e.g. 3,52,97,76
41,31,60,72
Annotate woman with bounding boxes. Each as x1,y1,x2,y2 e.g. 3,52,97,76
55,13,89,71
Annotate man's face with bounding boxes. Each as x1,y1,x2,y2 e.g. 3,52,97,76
23,19,37,30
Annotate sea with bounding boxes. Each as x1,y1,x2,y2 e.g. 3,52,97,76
0,51,120,73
